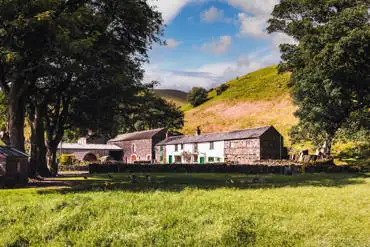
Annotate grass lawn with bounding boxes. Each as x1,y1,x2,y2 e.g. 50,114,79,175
0,173,369,247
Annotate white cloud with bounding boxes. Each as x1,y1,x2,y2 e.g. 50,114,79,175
200,6,232,23
237,13,268,38
226,0,279,17
145,48,281,91
165,39,182,48
148,0,193,23
200,36,232,54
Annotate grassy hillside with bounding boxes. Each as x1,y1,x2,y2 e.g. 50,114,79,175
154,89,188,107
181,66,297,144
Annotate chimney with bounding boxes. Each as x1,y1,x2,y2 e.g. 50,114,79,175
196,126,201,136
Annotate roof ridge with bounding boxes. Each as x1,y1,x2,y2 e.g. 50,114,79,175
182,125,272,138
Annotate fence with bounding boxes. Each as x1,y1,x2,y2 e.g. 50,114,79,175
88,161,360,174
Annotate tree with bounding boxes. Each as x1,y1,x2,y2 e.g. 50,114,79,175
1,0,164,176
37,0,163,176
117,90,184,134
187,87,208,107
268,0,370,154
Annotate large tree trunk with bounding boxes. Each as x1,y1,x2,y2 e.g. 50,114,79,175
8,95,25,152
46,145,58,177
29,103,49,177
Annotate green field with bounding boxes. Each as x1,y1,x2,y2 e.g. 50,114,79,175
1,173,369,246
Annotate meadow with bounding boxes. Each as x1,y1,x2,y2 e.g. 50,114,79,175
0,172,369,247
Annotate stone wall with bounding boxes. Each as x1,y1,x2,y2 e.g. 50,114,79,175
151,129,167,160
260,127,283,160
111,139,153,163
224,139,260,163
155,145,166,164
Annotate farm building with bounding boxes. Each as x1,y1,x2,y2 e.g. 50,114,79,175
155,126,284,164
108,128,167,163
57,142,123,162
0,146,29,185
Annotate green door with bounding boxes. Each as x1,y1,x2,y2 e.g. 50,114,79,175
169,155,173,164
200,157,205,164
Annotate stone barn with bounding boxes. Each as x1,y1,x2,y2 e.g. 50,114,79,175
0,146,29,185
156,126,284,164
108,128,167,163
57,143,123,162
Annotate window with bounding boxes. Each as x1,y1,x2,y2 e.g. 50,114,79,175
208,157,214,162
160,156,163,162
147,155,151,161
216,157,221,162
210,141,214,150
175,156,182,163
160,145,163,151
175,144,178,152
180,144,184,150
193,155,198,163
132,143,136,153
193,143,198,152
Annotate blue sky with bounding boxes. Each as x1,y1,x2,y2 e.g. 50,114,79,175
145,0,294,91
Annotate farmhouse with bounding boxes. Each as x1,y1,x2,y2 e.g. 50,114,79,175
155,126,284,164
108,128,167,163
0,146,29,185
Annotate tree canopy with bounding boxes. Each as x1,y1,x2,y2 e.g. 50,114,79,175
268,0,370,153
0,0,167,176
187,87,208,107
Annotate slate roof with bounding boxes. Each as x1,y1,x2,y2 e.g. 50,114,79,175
108,128,166,142
57,143,122,151
0,146,29,158
157,126,273,145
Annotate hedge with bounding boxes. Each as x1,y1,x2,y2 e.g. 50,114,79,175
59,165,89,172
88,161,360,174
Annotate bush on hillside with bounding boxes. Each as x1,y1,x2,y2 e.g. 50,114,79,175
187,87,208,107
216,84,229,95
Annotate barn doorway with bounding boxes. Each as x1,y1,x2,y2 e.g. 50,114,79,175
83,153,98,162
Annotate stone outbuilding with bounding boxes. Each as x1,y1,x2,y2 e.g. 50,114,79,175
57,143,123,162
0,146,29,185
108,128,167,163
156,126,284,164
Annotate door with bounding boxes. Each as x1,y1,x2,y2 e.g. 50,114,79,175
169,155,173,164
131,155,137,163
200,157,205,164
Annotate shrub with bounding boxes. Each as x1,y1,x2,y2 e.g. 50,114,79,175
187,87,208,107
216,84,229,96
60,154,77,166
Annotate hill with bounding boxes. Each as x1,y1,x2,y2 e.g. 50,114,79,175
154,89,188,107
181,66,297,144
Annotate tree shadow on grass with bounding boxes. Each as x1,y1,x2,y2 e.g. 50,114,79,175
36,172,369,195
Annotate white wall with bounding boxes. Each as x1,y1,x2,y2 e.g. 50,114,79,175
165,141,224,163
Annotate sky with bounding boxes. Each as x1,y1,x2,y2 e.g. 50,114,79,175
145,0,294,92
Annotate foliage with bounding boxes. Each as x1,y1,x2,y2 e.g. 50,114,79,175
215,84,229,96
60,154,76,166
187,87,208,107
0,173,369,246
0,92,6,131
116,90,184,134
1,0,164,175
268,0,370,153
